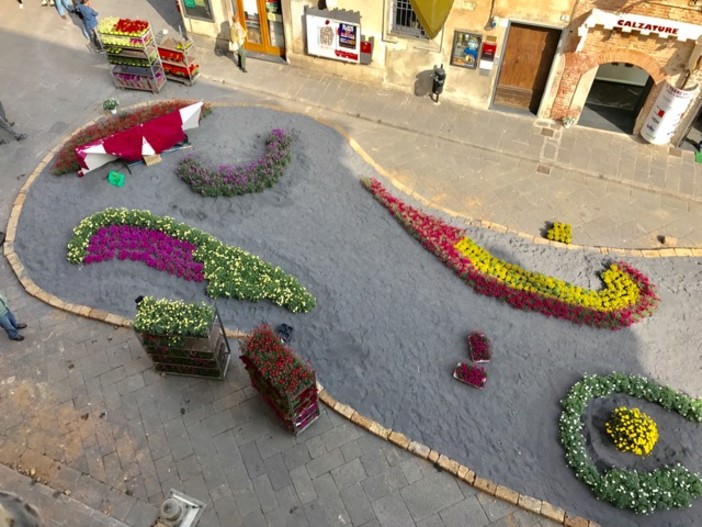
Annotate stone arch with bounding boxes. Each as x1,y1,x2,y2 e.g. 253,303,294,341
552,49,666,119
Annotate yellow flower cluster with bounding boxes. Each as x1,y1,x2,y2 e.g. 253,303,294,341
546,222,572,244
454,237,640,311
605,407,659,456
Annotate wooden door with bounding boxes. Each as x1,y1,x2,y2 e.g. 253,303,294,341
494,24,560,114
236,0,285,57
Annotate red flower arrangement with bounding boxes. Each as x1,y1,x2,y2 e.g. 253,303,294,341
239,324,315,397
113,19,149,36
453,363,487,389
52,99,212,175
362,178,659,330
468,332,491,363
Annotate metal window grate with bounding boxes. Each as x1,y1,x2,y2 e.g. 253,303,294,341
391,0,428,39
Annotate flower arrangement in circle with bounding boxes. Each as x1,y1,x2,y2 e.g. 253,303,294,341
362,178,659,329
605,406,659,456
240,323,315,397
176,129,294,197
133,296,214,338
67,208,316,313
53,99,213,175
559,373,702,514
545,221,572,244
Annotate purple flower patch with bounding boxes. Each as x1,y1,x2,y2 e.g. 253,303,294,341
176,129,293,197
83,225,205,282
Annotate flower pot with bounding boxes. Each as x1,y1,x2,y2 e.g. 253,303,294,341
467,332,491,363
453,362,487,389
110,109,117,114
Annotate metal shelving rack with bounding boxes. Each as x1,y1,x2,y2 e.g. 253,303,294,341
98,22,166,93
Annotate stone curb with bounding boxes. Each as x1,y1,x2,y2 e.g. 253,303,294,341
317,381,600,527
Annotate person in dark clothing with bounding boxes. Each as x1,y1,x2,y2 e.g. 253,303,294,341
76,0,102,52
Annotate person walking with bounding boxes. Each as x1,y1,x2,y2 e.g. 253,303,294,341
76,0,102,53
0,100,27,144
0,292,27,342
228,15,248,73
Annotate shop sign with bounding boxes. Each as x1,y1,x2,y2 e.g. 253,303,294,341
641,81,698,145
305,7,361,64
577,9,702,52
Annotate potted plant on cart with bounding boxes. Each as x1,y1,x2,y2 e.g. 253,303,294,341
103,97,120,115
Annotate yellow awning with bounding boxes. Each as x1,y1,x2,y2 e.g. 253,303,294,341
409,0,454,39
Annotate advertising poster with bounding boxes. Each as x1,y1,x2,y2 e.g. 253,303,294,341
641,82,698,145
305,12,360,63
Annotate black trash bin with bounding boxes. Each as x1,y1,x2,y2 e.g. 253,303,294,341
431,64,446,103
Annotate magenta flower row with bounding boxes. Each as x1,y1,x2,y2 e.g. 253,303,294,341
362,178,659,330
84,225,205,282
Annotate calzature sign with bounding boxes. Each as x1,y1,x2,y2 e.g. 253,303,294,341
615,18,678,35
578,9,702,51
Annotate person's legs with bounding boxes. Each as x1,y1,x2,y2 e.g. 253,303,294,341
90,28,103,52
238,47,247,72
0,310,19,339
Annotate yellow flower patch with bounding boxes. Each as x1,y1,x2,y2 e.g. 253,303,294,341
454,237,640,311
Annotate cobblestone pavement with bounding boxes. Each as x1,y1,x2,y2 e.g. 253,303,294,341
2,0,700,526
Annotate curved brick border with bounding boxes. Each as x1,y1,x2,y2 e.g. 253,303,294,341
4,100,693,527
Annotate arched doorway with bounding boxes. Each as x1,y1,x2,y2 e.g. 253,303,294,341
578,63,653,134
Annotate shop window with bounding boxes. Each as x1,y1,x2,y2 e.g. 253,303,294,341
181,0,214,22
390,0,429,39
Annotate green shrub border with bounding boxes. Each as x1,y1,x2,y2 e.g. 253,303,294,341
559,373,702,514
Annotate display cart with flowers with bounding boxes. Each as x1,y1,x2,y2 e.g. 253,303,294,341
240,324,320,435
134,297,231,379
98,17,166,93
157,35,200,86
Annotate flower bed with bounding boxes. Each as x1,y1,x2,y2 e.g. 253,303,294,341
559,373,702,514
67,208,316,313
362,178,659,329
52,99,212,175
176,129,293,197
84,225,204,282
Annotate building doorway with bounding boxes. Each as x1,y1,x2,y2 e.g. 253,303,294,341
493,23,560,115
236,0,285,57
578,63,652,134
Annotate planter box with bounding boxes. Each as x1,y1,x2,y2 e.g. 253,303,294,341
240,326,319,435
453,362,487,389
135,308,231,380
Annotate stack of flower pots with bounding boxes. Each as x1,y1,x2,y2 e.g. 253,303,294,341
240,324,319,435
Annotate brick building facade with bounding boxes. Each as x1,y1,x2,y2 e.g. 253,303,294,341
550,0,702,142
